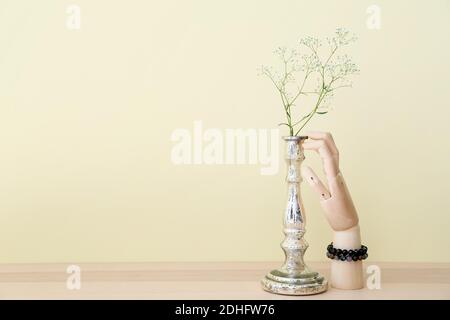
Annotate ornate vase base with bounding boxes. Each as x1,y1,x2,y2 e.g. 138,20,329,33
261,269,328,295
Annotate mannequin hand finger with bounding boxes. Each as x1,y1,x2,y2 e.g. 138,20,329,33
301,166,331,200
302,139,333,159
305,131,339,156
302,139,340,179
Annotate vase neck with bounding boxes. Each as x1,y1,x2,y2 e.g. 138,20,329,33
284,137,305,162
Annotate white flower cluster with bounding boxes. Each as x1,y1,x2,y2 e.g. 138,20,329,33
325,54,359,80
327,28,357,49
300,53,321,73
299,36,321,51
259,28,359,135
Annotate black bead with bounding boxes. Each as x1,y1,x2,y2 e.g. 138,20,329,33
327,244,368,262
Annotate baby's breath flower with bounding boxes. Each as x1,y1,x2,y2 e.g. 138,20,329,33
259,28,359,136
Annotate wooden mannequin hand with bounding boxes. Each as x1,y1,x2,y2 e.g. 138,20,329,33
300,131,359,232
301,131,363,290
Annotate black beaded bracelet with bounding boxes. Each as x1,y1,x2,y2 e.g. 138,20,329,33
326,243,368,262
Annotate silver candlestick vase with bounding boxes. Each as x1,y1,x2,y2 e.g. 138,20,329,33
261,136,328,295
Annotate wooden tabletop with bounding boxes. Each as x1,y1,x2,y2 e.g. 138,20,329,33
0,262,449,299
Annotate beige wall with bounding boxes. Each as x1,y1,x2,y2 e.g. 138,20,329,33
0,0,449,263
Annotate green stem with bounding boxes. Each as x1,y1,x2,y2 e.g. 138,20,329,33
295,89,327,135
